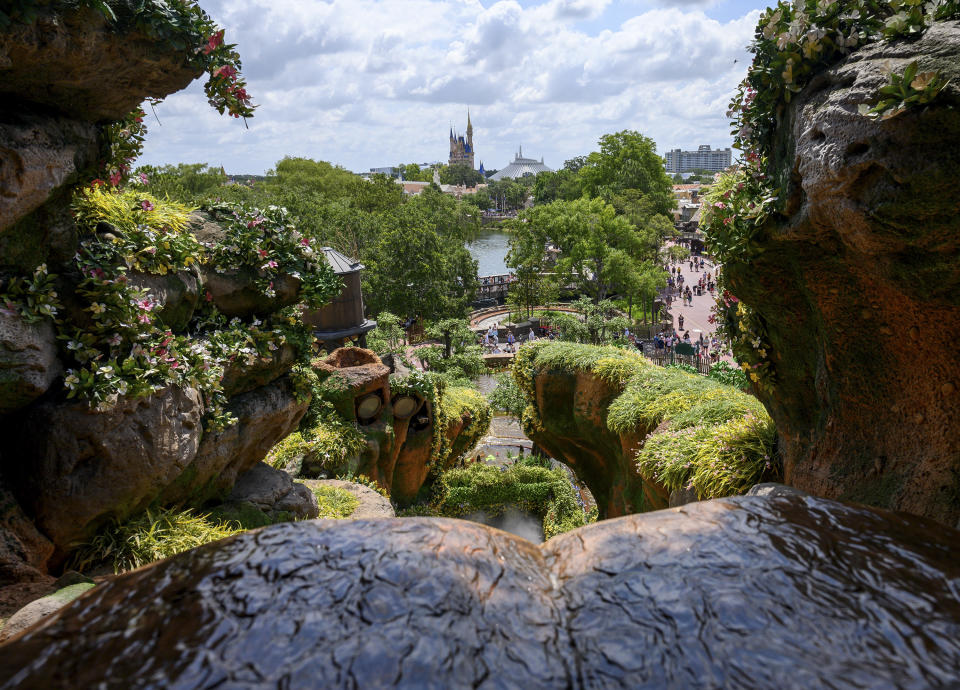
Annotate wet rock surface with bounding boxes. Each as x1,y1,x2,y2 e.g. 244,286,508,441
2,494,959,687
729,21,960,522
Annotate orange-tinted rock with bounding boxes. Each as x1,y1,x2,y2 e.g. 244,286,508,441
2,495,960,686
728,23,960,523
526,368,662,518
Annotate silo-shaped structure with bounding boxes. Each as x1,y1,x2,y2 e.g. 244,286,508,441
302,247,377,350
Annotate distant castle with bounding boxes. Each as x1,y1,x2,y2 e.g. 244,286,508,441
448,111,475,169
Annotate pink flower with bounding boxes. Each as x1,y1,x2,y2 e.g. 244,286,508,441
141,200,154,212
213,64,237,80
205,290,213,302
723,190,732,199
109,171,122,187
300,238,310,246
202,30,224,56
139,173,149,185
137,313,151,324
267,260,278,268
723,216,734,226
257,249,268,258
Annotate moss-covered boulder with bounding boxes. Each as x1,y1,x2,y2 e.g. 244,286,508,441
514,342,776,518
723,21,960,523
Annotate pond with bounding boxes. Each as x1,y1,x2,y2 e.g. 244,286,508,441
466,230,510,277
463,506,544,544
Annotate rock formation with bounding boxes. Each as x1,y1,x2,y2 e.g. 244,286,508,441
298,348,490,504
525,360,658,517
0,3,315,579
2,494,959,687
725,21,960,523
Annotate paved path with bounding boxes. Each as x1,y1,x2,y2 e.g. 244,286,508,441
665,252,721,343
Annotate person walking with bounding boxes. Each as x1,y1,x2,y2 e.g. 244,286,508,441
678,314,685,331
507,330,515,353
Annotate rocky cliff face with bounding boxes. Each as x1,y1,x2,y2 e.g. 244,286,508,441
2,493,959,686
724,22,960,523
0,5,310,579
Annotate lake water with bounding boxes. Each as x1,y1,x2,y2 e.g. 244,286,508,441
466,230,510,277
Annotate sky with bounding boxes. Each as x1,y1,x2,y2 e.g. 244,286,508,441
138,0,769,175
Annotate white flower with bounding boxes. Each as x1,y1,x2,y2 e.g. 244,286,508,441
64,373,80,389
89,303,107,315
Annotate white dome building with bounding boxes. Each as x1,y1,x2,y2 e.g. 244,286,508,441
489,147,552,181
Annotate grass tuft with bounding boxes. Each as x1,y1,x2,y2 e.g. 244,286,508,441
68,508,240,574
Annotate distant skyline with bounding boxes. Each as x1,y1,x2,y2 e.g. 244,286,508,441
137,0,768,175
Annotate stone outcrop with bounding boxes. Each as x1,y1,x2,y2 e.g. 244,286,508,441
2,494,959,686
0,5,204,123
162,376,309,506
221,343,297,397
126,269,200,332
524,366,658,518
301,479,395,518
222,462,318,522
3,386,203,554
0,581,94,644
0,2,318,586
202,269,301,319
728,21,960,523
0,313,61,414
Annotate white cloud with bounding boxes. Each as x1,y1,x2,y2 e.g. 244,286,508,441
138,0,759,174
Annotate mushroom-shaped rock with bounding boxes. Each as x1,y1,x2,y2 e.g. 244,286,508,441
2,495,959,687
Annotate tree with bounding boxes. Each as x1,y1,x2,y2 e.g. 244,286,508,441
519,198,644,303
133,163,226,203
577,130,674,216
440,163,483,187
532,169,581,205
363,206,478,321
399,163,434,182
505,217,558,318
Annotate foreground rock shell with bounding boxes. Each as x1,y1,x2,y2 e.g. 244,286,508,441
2,494,958,687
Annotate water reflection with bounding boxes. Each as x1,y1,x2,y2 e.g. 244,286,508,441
466,231,510,277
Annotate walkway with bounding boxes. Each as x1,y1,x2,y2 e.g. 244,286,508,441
665,251,721,342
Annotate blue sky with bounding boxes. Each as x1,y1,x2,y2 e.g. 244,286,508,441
138,0,772,175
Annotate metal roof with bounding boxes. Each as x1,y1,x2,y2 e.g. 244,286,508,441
489,154,552,181
320,247,364,274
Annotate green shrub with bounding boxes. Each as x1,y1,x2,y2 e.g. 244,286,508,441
637,413,777,499
68,508,240,574
437,460,587,540
488,372,527,418
707,361,748,390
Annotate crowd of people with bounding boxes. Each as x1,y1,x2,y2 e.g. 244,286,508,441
480,323,555,354
658,251,731,364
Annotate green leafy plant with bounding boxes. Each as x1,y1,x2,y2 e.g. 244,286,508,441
859,60,951,120
67,507,240,574
0,263,61,323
